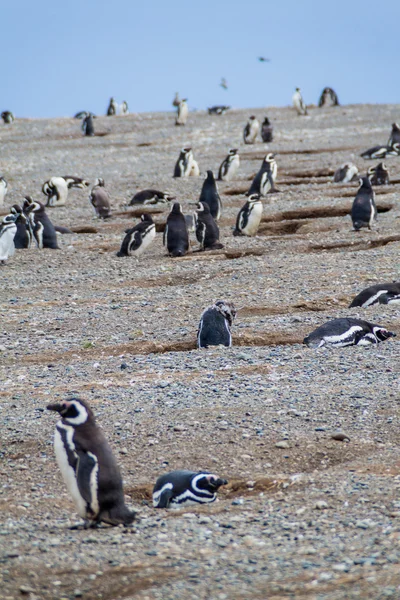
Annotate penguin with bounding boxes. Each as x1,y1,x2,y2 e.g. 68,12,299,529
0,176,8,206
24,197,59,249
318,87,339,107
304,318,396,348
387,143,400,156
74,111,94,119
333,163,359,183
63,176,90,190
233,194,263,236
82,114,95,136
197,300,236,348
351,176,377,231
261,117,273,143
199,170,222,220
367,163,389,185
1,111,14,124
388,123,400,148
195,202,223,251
247,153,278,196
10,204,31,249
172,92,181,108
190,161,200,177
292,88,307,115
173,147,199,178
42,177,69,207
116,214,156,257
208,105,230,115
47,398,136,527
360,145,389,160
218,149,240,182
243,116,260,144
89,179,112,219
163,202,189,257
121,101,129,115
349,282,400,308
0,213,17,263
106,97,118,116
129,189,175,205
153,470,228,509
185,213,197,232
175,99,188,126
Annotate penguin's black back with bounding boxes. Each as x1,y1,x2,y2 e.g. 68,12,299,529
198,306,232,348
196,204,221,249
351,178,376,230
349,282,400,307
199,171,221,219
83,115,95,136
261,118,273,142
247,158,270,196
165,204,189,256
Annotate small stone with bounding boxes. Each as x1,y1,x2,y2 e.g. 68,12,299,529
314,501,329,510
275,441,290,449
173,425,186,432
331,432,350,442
20,586,35,594
232,499,244,506
119,448,128,455
356,519,377,529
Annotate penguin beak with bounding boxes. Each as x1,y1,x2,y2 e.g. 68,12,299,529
47,403,63,413
210,478,228,490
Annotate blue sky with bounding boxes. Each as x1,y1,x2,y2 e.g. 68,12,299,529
3,0,399,118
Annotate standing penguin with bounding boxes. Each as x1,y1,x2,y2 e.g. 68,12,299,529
175,99,188,126
218,149,240,181
121,101,129,114
318,87,340,107
292,88,308,115
153,470,228,508
261,117,273,142
106,97,118,116
388,123,400,148
42,177,69,207
234,194,263,236
197,300,236,348
243,116,260,144
24,197,59,249
199,170,222,220
10,204,31,249
1,111,14,124
89,179,112,219
0,214,17,263
333,163,359,183
173,147,199,177
367,163,389,185
172,92,181,108
351,177,377,231
0,176,8,206
117,214,156,257
247,153,278,196
47,398,135,527
82,114,95,136
195,202,223,251
164,202,189,257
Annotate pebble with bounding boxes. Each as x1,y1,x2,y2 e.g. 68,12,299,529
314,501,329,510
331,432,350,442
275,441,290,449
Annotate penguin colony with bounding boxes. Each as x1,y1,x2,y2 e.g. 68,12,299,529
2,90,400,524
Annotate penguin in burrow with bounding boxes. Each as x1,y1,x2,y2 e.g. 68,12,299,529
116,214,156,257
153,470,228,508
197,300,237,348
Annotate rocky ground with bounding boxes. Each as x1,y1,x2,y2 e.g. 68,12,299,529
1,103,400,600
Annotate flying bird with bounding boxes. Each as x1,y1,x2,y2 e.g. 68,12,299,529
258,57,270,62
220,78,228,90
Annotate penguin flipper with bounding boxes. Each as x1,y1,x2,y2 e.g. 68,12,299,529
75,451,98,507
155,488,174,508
128,230,142,253
163,224,168,246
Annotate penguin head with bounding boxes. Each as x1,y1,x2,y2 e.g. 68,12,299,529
392,123,400,132
170,202,182,215
2,213,17,225
205,170,214,181
372,326,396,342
94,178,105,187
264,153,275,162
182,147,191,155
295,87,301,92
10,204,22,215
196,473,228,492
248,193,262,204
367,166,376,179
47,398,94,426
229,148,238,156
214,300,236,326
196,201,210,215
263,117,270,125
24,198,45,214
141,214,154,224
358,176,372,190
249,115,256,121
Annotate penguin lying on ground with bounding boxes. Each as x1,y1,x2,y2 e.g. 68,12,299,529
199,170,221,220
173,148,199,177
234,194,263,236
367,163,389,185
1,111,14,124
349,282,400,307
164,202,189,257
333,163,359,183
243,116,260,144
153,470,228,509
176,99,188,125
360,144,400,159
197,300,236,348
117,214,156,257
63,176,90,190
208,105,230,115
304,318,395,348
0,214,17,263
0,176,8,206
74,111,96,119
195,202,223,251
89,179,112,219
292,88,307,115
24,197,59,249
10,204,31,249
318,87,339,107
247,153,278,196
47,398,136,528
218,149,240,181
129,189,175,205
261,117,273,142
351,177,376,231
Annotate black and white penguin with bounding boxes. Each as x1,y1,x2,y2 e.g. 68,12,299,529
351,176,376,231
176,99,188,126
318,87,340,107
208,105,230,115
367,162,389,185
261,117,273,142
163,202,189,257
388,123,400,147
63,176,90,190
197,300,236,348
121,101,129,115
74,111,94,119
218,149,240,182
116,214,156,257
1,111,14,124
349,282,400,308
0,213,17,263
89,179,112,219
173,147,199,177
106,97,117,116
47,398,135,527
172,92,181,108
195,202,223,251
199,170,222,220
292,88,307,115
24,197,59,249
233,194,263,236
333,163,359,183
247,153,278,196
0,176,8,206
387,143,400,156
153,470,228,509
10,204,31,249
82,114,95,136
42,177,69,207
360,145,389,160
243,116,260,144
304,318,396,348
129,189,175,205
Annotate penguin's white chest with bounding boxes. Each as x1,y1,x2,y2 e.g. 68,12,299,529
135,225,156,255
0,182,7,206
227,156,240,179
243,202,263,235
54,425,88,518
0,224,16,261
